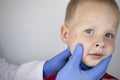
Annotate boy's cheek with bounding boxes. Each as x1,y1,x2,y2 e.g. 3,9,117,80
68,41,87,55
68,39,89,54
106,41,115,54
68,40,83,54
68,42,79,54
67,33,93,54
107,45,115,55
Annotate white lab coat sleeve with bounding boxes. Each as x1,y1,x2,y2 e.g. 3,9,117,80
0,58,46,80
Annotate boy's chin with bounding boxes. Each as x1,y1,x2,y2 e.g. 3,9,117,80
84,62,99,68
82,60,101,68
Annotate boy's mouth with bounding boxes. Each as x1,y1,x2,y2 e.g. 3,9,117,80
88,53,104,59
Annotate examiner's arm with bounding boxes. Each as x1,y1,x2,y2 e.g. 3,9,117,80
0,58,45,80
0,47,71,80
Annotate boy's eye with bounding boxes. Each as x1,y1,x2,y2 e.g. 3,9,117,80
85,29,94,35
105,33,113,38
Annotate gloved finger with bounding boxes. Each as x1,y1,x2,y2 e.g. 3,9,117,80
87,55,112,77
68,44,84,66
55,47,71,61
43,48,71,78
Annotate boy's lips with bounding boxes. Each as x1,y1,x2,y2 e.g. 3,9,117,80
88,53,104,59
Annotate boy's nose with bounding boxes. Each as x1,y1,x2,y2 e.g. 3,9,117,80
95,38,105,48
95,43,104,48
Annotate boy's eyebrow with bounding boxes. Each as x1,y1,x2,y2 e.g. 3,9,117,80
108,30,116,33
105,29,117,34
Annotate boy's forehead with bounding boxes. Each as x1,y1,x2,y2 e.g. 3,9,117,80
74,1,119,30
78,1,115,11
76,1,119,21
65,0,120,28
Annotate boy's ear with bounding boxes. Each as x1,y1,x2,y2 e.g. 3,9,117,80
61,25,69,43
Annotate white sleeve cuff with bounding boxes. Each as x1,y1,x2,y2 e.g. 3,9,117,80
14,60,46,80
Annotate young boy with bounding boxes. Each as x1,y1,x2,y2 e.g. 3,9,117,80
44,0,120,80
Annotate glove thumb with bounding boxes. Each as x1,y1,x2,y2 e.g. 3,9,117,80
68,44,84,66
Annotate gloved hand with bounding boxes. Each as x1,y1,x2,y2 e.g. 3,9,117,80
56,44,112,80
43,47,71,78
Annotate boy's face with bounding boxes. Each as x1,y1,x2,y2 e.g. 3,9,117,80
61,2,119,67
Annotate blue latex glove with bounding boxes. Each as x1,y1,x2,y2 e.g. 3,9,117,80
56,44,112,80
43,47,71,78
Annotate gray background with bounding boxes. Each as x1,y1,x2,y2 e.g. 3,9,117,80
0,0,120,79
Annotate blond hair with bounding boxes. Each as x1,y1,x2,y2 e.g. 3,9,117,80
64,0,119,27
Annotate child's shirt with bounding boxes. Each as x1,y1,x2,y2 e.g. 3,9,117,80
44,73,118,80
